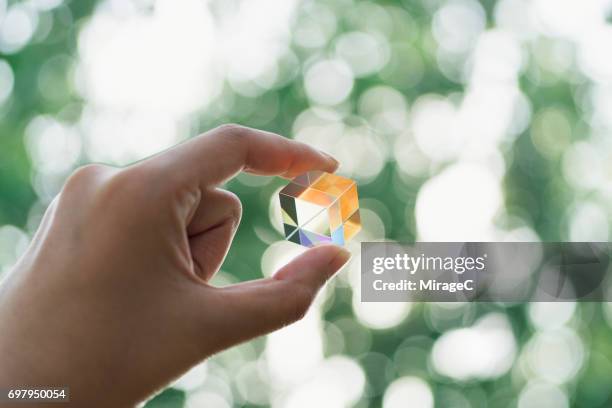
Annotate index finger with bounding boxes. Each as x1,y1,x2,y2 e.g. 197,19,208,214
157,124,339,186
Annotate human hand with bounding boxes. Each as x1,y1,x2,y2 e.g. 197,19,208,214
0,125,350,407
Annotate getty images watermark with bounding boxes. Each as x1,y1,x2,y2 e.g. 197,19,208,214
361,242,612,302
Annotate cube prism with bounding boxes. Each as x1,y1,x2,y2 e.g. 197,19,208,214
279,171,361,247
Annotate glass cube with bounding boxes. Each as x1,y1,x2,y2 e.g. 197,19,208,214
279,171,361,247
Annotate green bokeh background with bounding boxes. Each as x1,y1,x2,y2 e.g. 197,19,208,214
1,0,612,407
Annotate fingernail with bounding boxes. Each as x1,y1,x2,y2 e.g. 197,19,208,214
329,247,352,272
320,150,340,168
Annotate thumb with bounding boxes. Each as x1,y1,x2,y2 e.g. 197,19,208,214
208,245,351,349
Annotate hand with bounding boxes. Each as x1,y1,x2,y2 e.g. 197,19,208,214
0,125,350,407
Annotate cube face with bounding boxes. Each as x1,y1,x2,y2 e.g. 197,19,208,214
279,171,361,247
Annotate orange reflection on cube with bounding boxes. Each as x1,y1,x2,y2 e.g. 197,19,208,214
279,171,361,247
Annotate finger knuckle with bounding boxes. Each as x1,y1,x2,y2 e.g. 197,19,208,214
214,124,253,150
215,123,248,136
62,164,142,213
224,191,243,226
63,164,113,195
68,163,108,181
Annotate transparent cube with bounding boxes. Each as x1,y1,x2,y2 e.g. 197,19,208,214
279,171,361,247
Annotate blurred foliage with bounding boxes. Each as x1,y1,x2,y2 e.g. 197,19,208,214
1,0,612,407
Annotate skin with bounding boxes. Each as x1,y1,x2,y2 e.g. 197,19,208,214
0,124,351,407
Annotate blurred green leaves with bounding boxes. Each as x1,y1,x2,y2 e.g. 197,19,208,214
1,0,612,407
